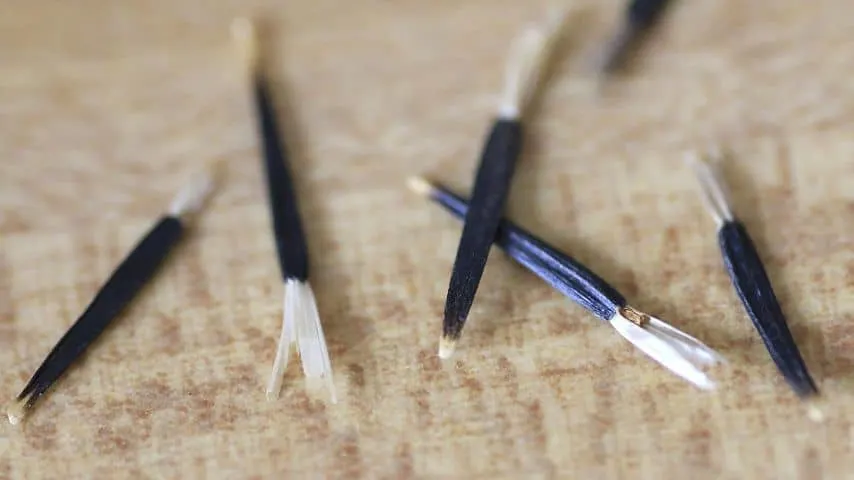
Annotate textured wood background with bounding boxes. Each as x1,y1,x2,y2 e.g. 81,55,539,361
2,0,854,478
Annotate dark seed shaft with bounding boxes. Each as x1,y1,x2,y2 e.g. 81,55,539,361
443,120,523,340
16,216,184,410
719,220,818,397
601,0,674,74
253,75,309,282
627,0,673,29
430,181,626,321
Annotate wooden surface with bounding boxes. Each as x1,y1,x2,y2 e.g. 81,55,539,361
2,0,854,478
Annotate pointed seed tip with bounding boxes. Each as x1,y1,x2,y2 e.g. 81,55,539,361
805,399,825,423
6,397,28,426
438,337,456,359
406,176,432,197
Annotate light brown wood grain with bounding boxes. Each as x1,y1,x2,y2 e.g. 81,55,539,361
2,0,854,478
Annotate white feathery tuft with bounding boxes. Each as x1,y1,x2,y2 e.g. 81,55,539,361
610,308,724,390
266,283,295,399
498,9,570,119
685,151,734,228
167,167,218,219
267,279,337,403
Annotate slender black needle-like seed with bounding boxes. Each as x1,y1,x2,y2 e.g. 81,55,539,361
689,153,819,404
232,18,335,402
6,170,216,425
414,179,624,321
409,177,724,389
439,11,570,359
599,0,674,75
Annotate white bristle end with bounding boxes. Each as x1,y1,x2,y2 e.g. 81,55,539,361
231,17,259,74
685,151,734,228
266,280,337,403
498,9,571,119
167,165,219,219
610,307,724,390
